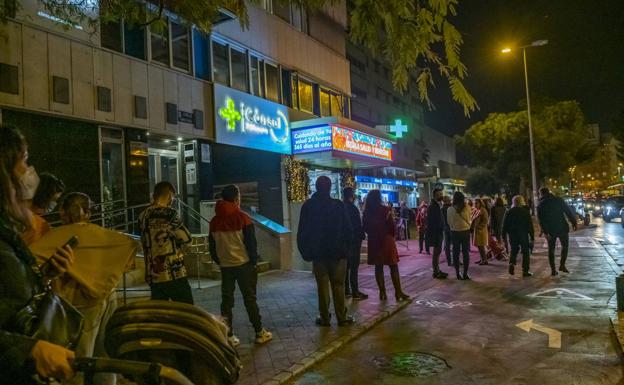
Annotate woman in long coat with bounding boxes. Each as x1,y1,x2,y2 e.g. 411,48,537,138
473,198,490,265
363,190,410,302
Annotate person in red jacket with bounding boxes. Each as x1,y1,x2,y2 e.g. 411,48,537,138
209,184,272,347
416,201,430,254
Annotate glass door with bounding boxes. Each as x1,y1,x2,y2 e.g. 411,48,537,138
99,127,127,228
148,148,180,193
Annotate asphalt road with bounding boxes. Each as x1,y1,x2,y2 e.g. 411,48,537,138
291,222,624,385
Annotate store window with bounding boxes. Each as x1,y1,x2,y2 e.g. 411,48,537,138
320,89,331,117
265,63,280,102
171,21,190,70
250,56,264,97
230,48,248,91
330,93,342,117
150,22,170,66
193,29,211,80
212,40,230,85
298,79,313,113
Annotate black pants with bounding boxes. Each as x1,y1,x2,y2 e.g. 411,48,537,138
313,258,347,323
547,232,569,270
345,242,362,295
419,231,429,253
150,277,194,304
221,263,262,333
509,237,530,272
451,230,471,274
428,232,443,273
443,230,452,264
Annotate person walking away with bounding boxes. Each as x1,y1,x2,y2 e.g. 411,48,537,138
473,199,490,265
447,192,472,280
399,201,412,240
427,188,448,279
537,187,577,276
502,195,534,277
209,185,272,346
416,201,429,254
442,196,453,266
139,181,193,303
30,192,138,385
490,197,506,244
0,124,76,384
297,176,355,326
343,187,368,300
363,190,410,301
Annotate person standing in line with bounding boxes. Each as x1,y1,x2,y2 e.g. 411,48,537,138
209,185,272,346
343,187,368,300
537,187,577,276
22,172,66,245
490,197,507,244
297,176,355,327
502,195,534,277
416,201,429,254
441,195,453,266
427,188,448,279
473,198,490,265
399,201,412,240
363,190,410,301
447,191,472,280
139,181,193,303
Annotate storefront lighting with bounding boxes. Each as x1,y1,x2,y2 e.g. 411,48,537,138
164,139,171,143
177,137,183,141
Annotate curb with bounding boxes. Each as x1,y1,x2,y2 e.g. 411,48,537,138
259,299,412,385
609,311,624,358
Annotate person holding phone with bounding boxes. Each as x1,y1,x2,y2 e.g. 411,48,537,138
0,124,76,384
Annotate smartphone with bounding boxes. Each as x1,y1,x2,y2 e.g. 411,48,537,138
62,235,79,250
40,235,79,278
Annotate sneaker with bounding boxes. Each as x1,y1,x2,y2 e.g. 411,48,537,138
255,328,273,344
338,315,356,326
228,334,240,347
352,292,369,300
522,271,533,277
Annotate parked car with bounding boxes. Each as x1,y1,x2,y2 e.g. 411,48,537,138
603,196,624,222
584,198,604,217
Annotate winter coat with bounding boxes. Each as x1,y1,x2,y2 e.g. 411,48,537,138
297,192,352,262
447,205,472,232
0,218,42,385
426,200,444,237
363,206,400,266
473,207,489,247
537,193,577,235
344,201,365,244
502,206,535,242
490,205,506,237
209,200,258,267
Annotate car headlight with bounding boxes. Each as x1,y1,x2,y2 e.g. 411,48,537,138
607,206,614,212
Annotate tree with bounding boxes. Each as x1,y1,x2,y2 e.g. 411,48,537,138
465,169,499,196
456,100,596,193
610,108,624,160
0,0,477,115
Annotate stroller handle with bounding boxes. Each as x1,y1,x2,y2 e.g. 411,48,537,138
73,357,195,385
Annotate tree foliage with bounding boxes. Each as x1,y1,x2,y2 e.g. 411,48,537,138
456,100,596,192
610,108,624,160
0,0,476,115
465,169,499,196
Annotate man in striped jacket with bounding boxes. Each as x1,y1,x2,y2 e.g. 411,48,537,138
209,184,272,347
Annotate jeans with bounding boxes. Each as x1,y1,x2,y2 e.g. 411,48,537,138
547,232,569,270
150,277,194,304
510,237,531,272
451,230,471,274
313,258,347,323
345,242,362,295
419,231,429,253
443,230,452,264
220,262,263,333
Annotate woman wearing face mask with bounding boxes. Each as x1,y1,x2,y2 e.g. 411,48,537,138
22,172,65,245
0,124,76,384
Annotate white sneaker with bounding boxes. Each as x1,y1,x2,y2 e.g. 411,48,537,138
228,334,240,347
255,328,273,344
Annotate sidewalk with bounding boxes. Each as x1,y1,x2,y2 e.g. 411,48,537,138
191,240,438,385
599,235,624,355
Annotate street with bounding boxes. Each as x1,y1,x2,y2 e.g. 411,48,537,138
291,222,624,385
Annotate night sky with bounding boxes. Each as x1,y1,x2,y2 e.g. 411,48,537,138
425,0,624,138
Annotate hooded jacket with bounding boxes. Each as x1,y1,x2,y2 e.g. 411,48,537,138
537,193,576,235
209,200,258,267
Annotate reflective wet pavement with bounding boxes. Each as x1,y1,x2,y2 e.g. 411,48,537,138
291,221,624,385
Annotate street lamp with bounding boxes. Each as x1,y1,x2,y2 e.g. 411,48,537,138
502,39,548,212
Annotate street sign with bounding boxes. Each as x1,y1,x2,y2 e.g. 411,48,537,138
516,319,561,349
527,288,594,301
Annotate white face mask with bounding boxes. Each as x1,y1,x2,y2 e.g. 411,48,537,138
20,166,40,200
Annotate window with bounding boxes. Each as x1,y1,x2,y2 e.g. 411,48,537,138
250,56,264,97
193,29,211,80
230,48,248,91
100,18,146,60
101,19,122,52
330,94,342,117
320,90,331,116
352,86,367,100
212,40,229,85
298,79,313,113
150,22,169,66
273,2,291,23
124,23,146,60
290,73,298,108
291,4,308,33
171,21,190,70
265,63,280,102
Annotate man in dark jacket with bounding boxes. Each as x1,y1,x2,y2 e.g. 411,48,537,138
502,195,535,277
442,196,452,266
298,176,355,326
343,187,368,300
537,187,577,276
427,188,448,279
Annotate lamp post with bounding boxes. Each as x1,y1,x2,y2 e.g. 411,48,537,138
502,40,548,213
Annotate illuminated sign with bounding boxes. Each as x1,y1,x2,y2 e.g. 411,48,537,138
214,84,291,154
332,126,392,161
292,125,333,154
389,119,408,138
355,176,417,187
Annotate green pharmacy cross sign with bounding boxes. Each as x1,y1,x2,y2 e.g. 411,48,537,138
390,119,408,138
219,98,241,131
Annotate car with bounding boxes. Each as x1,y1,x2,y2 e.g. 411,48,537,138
603,196,624,222
584,198,604,217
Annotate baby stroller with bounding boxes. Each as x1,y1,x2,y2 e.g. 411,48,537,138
100,300,242,385
486,236,508,261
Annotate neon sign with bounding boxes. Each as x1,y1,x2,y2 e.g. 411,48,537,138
389,119,408,138
292,125,333,154
214,84,291,154
332,126,392,161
